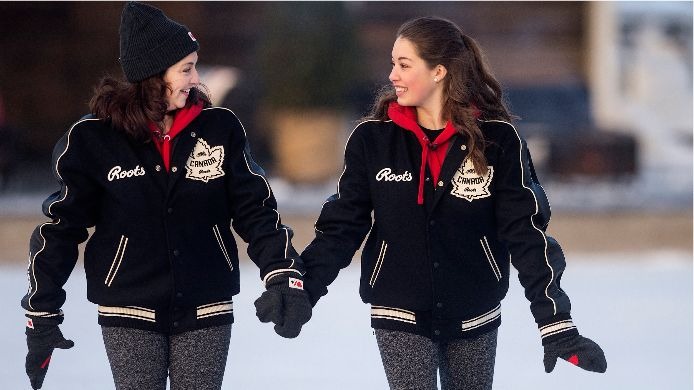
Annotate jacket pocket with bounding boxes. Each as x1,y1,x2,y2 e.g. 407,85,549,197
369,241,388,287
105,235,128,287
213,224,234,272
480,236,501,281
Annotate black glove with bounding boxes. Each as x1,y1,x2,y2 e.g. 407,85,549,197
254,273,312,338
25,318,74,389
543,334,606,373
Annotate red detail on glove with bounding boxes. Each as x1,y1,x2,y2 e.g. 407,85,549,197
568,354,579,366
40,355,52,369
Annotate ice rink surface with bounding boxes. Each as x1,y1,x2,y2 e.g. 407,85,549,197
1,251,691,389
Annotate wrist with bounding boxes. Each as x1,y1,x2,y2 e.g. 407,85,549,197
537,313,579,346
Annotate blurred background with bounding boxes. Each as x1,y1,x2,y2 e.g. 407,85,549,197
0,2,691,389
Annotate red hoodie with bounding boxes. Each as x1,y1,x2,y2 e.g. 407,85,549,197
149,102,203,171
387,102,458,205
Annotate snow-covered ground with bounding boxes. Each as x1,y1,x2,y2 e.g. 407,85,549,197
1,251,691,389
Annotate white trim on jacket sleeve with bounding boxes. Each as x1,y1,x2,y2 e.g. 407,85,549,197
27,118,99,310
204,107,291,258
484,119,557,315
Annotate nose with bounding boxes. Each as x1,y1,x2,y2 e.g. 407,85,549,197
389,66,398,83
191,67,200,85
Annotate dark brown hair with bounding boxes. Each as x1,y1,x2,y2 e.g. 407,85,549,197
89,74,211,142
367,16,512,174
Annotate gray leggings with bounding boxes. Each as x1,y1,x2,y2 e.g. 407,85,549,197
101,325,232,390
375,328,498,390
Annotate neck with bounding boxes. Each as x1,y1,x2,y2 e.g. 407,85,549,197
416,105,445,130
161,113,174,134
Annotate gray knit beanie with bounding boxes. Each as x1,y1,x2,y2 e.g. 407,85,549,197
119,1,199,83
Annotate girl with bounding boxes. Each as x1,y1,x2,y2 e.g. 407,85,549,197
21,2,311,389
301,16,606,389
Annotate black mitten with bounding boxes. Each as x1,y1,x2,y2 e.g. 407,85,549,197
25,318,74,389
254,273,312,338
543,334,606,373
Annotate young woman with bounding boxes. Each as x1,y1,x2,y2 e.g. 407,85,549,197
21,3,311,389
301,16,606,389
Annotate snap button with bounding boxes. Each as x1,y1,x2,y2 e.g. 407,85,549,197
155,165,162,172
434,329,441,336
171,166,178,173
461,144,467,151
437,181,444,187
190,131,196,138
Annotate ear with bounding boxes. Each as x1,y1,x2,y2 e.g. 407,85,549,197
434,65,448,82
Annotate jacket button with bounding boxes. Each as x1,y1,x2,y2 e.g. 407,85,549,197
425,177,431,182
173,249,180,257
155,165,162,172
429,220,435,226
461,144,467,151
190,131,196,138
433,262,440,268
173,321,179,328
176,292,183,298
167,208,173,214
437,181,444,187
436,302,443,308
434,329,441,336
171,166,178,173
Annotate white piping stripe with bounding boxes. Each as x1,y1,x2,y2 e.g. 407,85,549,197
198,300,233,309
480,237,501,281
539,320,576,338
105,236,128,286
371,305,415,315
462,304,501,331
98,305,156,322
263,268,303,285
311,120,387,236
204,107,292,259
213,225,233,271
25,310,64,318
27,118,100,310
371,307,416,324
197,303,234,319
369,241,388,286
485,120,557,314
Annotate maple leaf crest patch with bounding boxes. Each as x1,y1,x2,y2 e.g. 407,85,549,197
450,158,493,201
185,138,225,183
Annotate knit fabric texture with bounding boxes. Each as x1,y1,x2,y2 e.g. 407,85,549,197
375,328,497,390
119,1,199,82
102,325,231,390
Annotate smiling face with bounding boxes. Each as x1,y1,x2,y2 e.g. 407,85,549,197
389,37,445,113
163,51,199,111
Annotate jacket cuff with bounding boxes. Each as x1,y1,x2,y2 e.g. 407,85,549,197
537,313,579,345
25,309,64,327
261,256,305,286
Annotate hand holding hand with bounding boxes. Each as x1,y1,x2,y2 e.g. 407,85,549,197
254,273,312,338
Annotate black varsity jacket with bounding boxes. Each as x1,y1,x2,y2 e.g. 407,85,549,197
301,116,579,344
21,107,302,334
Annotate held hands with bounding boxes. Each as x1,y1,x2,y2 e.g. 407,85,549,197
25,319,74,389
543,334,606,373
254,273,312,338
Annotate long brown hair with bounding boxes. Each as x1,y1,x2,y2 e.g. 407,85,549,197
89,74,211,142
367,16,512,175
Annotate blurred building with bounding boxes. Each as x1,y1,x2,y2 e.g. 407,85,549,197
0,2,691,194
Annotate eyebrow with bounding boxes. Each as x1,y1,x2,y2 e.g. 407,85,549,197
393,56,413,62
